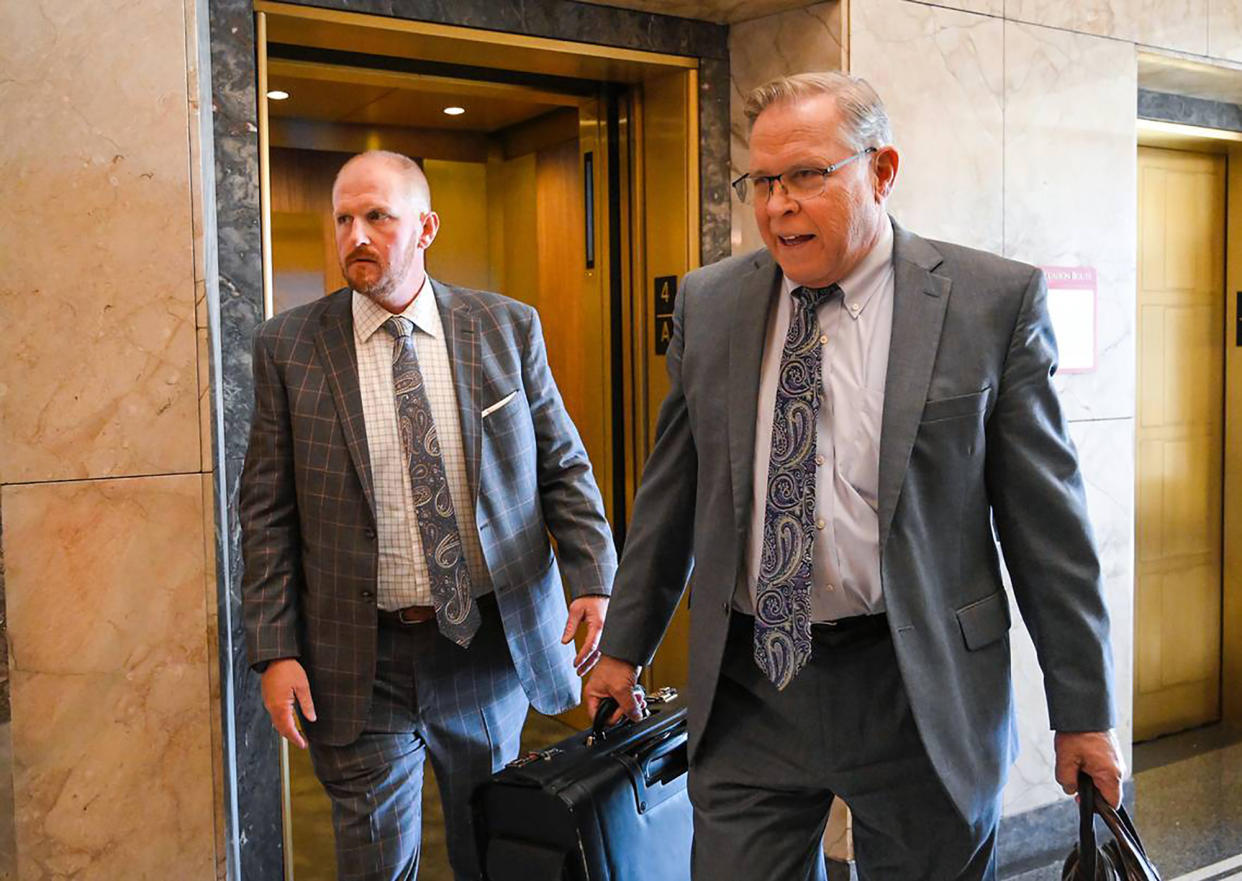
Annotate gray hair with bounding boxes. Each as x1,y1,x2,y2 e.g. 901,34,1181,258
744,71,893,151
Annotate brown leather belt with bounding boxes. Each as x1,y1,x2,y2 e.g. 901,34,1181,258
378,604,437,627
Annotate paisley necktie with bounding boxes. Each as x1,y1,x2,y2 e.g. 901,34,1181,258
753,283,839,688
383,315,480,647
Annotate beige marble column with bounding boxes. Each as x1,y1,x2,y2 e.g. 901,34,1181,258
0,0,220,877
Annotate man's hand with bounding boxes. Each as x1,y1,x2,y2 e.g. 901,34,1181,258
1054,729,1125,808
261,658,317,750
562,595,609,676
583,655,646,725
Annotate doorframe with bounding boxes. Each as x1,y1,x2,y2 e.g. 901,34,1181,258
198,1,727,876
1134,120,1242,738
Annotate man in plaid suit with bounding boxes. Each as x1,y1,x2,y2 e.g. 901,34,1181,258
241,150,617,881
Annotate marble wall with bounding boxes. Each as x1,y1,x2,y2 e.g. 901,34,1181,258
851,0,1004,253
1006,0,1209,55
5,477,216,880
1209,0,1242,62
0,0,221,877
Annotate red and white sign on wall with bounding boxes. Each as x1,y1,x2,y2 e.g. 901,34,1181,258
1040,266,1097,374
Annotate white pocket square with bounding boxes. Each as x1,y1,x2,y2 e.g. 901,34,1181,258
481,391,519,419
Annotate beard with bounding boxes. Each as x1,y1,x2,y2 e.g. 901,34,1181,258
342,237,419,304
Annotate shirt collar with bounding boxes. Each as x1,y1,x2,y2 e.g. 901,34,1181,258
352,275,439,343
780,216,894,320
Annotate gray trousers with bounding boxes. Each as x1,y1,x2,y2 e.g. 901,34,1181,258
309,594,529,881
690,612,1000,881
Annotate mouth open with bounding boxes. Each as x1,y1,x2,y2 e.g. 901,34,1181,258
777,234,815,247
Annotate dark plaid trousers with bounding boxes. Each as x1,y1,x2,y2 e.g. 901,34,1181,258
309,594,528,881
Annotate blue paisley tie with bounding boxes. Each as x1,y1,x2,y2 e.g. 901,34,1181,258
754,283,839,689
383,316,480,647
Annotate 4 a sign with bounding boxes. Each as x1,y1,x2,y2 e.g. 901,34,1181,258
654,275,677,355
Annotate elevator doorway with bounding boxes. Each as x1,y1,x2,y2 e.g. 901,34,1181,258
264,64,619,535
254,4,700,877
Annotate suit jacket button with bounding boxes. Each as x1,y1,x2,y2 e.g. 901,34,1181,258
361,590,373,599
721,602,729,616
364,527,376,540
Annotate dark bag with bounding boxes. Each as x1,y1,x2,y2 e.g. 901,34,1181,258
1061,772,1161,880
474,688,692,881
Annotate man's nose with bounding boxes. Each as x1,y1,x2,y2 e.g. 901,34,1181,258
764,181,798,216
343,220,371,249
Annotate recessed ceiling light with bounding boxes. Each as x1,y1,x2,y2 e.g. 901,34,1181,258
443,106,466,116
267,89,290,101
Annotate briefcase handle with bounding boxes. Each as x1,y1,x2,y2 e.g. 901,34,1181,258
591,696,635,743
1076,772,1161,880
1078,772,1099,880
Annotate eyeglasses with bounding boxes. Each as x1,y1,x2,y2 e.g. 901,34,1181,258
731,146,878,204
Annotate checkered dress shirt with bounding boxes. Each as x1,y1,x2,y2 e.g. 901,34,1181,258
353,281,492,610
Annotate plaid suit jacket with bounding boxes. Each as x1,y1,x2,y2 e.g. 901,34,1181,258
241,280,617,746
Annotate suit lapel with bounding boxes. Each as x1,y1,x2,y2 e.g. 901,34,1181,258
877,223,951,552
313,291,376,517
728,253,783,541
434,280,482,507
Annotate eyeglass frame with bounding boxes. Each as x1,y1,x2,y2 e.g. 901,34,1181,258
731,146,880,204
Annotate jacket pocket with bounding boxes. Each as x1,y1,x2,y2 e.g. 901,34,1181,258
955,590,1011,651
482,389,519,419
921,388,990,424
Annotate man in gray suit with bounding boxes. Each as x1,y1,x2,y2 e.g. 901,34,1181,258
242,150,617,881
585,72,1123,880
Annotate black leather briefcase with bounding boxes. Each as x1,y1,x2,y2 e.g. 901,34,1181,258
474,688,692,881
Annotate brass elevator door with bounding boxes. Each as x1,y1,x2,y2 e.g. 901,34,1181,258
1135,145,1226,742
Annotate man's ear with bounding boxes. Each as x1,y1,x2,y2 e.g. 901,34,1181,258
873,146,900,200
419,211,440,249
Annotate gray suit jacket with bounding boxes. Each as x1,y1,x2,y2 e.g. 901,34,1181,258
242,280,617,746
598,223,1114,824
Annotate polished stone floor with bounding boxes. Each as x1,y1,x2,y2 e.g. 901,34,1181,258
289,716,1242,881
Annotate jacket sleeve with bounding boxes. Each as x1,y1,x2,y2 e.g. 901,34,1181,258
520,307,619,599
984,267,1116,732
240,327,304,670
597,279,699,667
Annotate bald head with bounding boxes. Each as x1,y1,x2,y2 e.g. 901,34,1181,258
333,150,431,210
